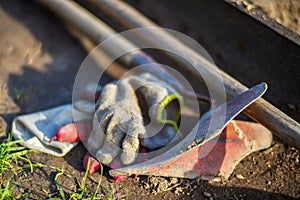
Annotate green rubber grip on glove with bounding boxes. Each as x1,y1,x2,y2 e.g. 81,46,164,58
156,93,183,138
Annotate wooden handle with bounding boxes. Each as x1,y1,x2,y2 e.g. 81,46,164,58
85,0,300,149
37,0,300,148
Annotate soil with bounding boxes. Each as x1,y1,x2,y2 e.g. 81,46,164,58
0,0,299,199
227,0,300,35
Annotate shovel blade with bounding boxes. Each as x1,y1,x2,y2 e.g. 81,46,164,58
111,120,272,179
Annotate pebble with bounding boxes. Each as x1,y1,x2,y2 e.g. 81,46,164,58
203,191,212,197
236,174,245,180
19,187,24,193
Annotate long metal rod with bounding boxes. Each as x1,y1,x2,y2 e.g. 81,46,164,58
36,0,300,148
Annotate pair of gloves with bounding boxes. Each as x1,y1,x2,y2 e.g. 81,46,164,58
11,72,184,167
86,73,183,165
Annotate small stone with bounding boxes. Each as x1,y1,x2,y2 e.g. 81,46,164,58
266,161,272,168
170,177,178,184
236,174,245,180
174,187,183,195
19,187,24,193
203,192,212,197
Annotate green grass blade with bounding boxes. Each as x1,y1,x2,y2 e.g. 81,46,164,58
90,164,103,200
0,178,14,200
54,180,66,200
80,158,90,198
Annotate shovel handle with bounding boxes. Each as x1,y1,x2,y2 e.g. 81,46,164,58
85,0,300,149
37,0,300,149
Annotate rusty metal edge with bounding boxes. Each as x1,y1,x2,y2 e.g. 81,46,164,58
224,0,300,46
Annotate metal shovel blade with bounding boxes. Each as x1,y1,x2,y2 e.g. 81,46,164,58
110,83,272,179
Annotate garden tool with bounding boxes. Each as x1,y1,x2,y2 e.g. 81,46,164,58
37,0,300,149
109,83,273,179
32,0,288,179
84,0,300,149
86,73,183,165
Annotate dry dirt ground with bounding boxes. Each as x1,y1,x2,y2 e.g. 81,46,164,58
0,0,299,199
227,0,300,35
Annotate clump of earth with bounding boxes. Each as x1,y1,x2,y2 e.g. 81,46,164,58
227,0,300,34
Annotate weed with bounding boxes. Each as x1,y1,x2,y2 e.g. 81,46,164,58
0,134,33,179
0,133,124,199
48,157,109,199
0,178,15,200
13,88,29,103
28,84,38,93
0,133,34,199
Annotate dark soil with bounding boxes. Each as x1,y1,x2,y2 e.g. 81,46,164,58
0,0,299,199
227,0,300,35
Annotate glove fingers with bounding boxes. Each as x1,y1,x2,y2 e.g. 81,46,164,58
86,119,105,154
116,79,131,99
96,125,125,165
121,121,145,165
96,83,117,109
86,109,113,154
95,108,113,131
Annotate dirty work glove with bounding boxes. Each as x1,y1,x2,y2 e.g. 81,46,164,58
86,73,183,165
134,73,183,149
86,77,145,165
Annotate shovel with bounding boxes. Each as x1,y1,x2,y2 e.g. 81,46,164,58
36,0,275,179
109,83,272,179
37,0,300,150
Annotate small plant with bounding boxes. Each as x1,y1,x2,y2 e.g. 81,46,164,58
0,178,15,200
0,133,125,199
0,134,32,179
48,159,108,200
28,84,38,93
13,88,29,103
0,133,33,199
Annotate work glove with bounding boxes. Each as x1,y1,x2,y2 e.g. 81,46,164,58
85,73,183,166
134,73,182,149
